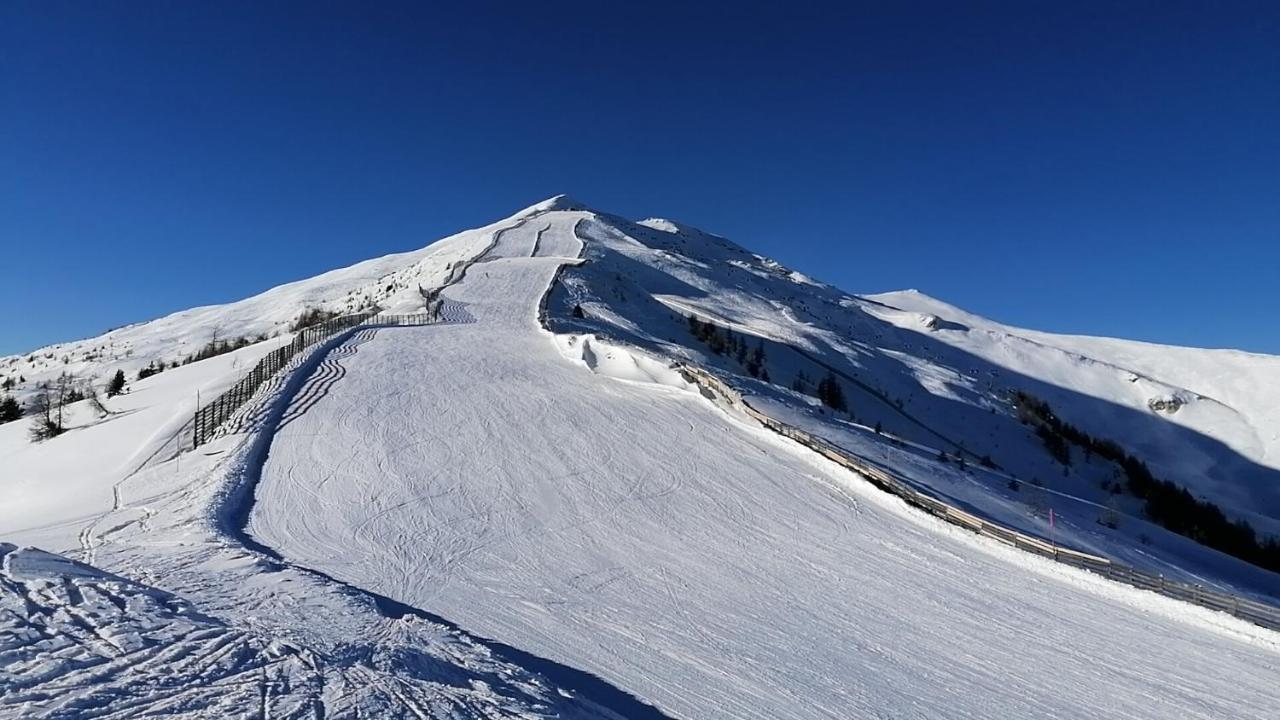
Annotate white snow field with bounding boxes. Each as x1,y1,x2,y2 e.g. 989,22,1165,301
540,210,1280,601
2,195,1279,717
248,209,1280,719
1,200,659,718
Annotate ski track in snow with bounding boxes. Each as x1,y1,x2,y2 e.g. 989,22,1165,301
3,206,661,719
5,197,1280,718
249,214,1280,720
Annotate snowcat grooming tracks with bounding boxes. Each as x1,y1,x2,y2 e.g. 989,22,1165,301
676,364,1280,633
191,312,434,448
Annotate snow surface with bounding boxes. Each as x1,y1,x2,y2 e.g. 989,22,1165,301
544,211,1280,600
248,214,1280,719
868,288,1280,499
2,202,656,718
2,196,1279,717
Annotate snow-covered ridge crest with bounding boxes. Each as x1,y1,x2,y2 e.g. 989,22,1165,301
0,208,535,400
542,204,1280,600
5,199,1280,718
516,193,591,216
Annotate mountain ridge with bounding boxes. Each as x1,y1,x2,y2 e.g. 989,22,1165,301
4,196,1280,594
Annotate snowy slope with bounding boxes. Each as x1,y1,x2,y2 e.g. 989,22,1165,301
0,215,504,405
870,288,1280,481
2,195,1279,717
2,199,663,718
541,209,1280,599
248,214,1279,719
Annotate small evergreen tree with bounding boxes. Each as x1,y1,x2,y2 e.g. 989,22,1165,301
1028,478,1049,517
816,371,848,412
27,383,62,441
1098,495,1121,529
107,369,126,397
791,370,810,394
0,395,21,423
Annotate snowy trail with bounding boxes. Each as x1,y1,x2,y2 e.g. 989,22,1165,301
250,213,1280,719
3,208,672,718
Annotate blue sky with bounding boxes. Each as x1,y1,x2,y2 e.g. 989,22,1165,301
2,2,1277,356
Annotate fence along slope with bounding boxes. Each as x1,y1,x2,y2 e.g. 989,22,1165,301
677,365,1280,632
192,312,432,447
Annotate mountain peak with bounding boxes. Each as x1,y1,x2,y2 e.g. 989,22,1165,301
516,194,591,216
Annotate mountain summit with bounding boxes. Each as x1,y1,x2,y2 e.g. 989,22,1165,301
2,198,1278,718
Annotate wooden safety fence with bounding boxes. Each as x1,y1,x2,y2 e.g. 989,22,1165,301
192,311,434,447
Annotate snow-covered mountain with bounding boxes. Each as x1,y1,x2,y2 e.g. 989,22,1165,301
2,195,1278,718
530,206,1280,594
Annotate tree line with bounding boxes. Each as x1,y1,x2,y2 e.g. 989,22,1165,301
1014,390,1280,572
687,314,770,381
685,313,852,415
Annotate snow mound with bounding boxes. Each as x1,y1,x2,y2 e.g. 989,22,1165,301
554,334,692,390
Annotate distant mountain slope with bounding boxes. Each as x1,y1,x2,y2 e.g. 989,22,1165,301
872,290,1280,465
2,196,1279,718
541,207,1280,596
866,289,1280,520
0,218,500,400
4,194,1279,596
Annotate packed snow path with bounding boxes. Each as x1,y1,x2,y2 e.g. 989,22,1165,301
250,213,1279,719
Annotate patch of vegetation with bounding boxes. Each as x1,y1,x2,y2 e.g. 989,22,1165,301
0,395,21,423
138,361,166,380
182,336,254,366
1014,390,1280,572
291,307,340,332
687,314,770,382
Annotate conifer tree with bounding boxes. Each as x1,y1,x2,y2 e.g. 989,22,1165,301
816,371,847,412
0,395,21,423
107,369,126,397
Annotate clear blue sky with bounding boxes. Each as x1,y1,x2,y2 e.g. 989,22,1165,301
2,2,1277,356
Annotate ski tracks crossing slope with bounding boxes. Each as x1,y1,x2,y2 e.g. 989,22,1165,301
248,212,1280,720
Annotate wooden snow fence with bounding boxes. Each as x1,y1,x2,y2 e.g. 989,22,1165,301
192,312,433,447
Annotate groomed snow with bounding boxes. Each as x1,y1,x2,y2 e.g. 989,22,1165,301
4,197,1279,718
247,214,1280,719
2,204,659,719
544,211,1280,600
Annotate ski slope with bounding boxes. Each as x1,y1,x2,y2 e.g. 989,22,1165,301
1,200,664,718
541,209,1280,599
0,216,502,406
248,212,1280,719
